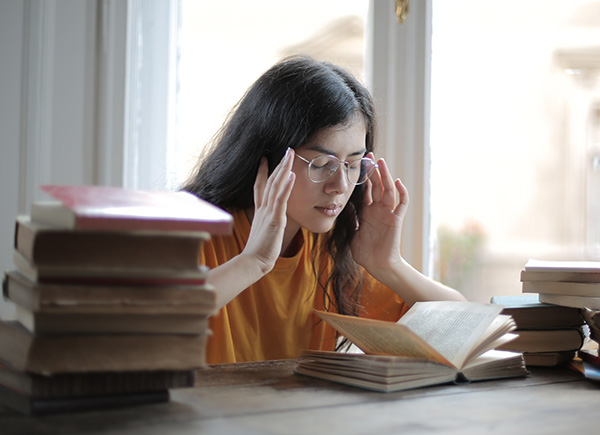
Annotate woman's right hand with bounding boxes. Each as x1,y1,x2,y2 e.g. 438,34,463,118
242,147,296,276
208,148,296,310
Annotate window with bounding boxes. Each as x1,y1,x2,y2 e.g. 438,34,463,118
175,0,368,188
430,0,600,301
131,0,600,306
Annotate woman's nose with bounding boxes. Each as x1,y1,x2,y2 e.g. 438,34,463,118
324,164,349,193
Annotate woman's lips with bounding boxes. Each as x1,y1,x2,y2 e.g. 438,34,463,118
315,204,341,217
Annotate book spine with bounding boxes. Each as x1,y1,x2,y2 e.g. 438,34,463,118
74,215,232,234
28,370,195,398
29,390,170,415
523,281,600,297
538,293,600,310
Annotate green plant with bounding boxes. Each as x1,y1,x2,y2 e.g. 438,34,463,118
434,222,486,291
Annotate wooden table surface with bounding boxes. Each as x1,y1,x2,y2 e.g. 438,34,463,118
1,359,599,435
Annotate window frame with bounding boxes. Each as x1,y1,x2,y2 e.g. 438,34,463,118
367,0,432,273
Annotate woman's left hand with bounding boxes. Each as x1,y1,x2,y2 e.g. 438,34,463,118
351,154,409,280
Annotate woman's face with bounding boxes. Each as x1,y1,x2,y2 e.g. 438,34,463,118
286,116,367,235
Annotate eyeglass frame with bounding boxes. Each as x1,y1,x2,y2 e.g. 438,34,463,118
294,153,378,186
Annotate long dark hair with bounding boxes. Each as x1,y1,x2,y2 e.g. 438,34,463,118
183,56,376,318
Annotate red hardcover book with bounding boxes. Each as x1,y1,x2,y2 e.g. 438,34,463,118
32,185,232,234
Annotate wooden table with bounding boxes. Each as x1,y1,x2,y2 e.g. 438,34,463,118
1,359,599,434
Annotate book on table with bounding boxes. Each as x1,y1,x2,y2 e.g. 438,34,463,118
579,348,600,367
490,294,584,329
3,269,216,334
12,250,211,285
521,258,600,278
0,320,208,374
496,327,584,353
0,186,231,414
537,293,600,310
32,184,233,234
3,269,216,315
295,301,528,393
520,351,577,367
13,307,211,335
490,294,584,366
14,215,210,271
0,360,194,400
522,281,600,297
519,259,600,309
520,259,600,297
0,384,170,415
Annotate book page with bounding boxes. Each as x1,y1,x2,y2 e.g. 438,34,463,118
466,315,517,361
315,310,452,366
398,301,502,369
525,258,600,273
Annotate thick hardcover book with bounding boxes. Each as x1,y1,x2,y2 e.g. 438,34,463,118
490,294,584,329
12,251,211,285
578,349,600,366
521,258,600,282
497,327,585,353
0,385,169,415
0,320,208,374
521,351,576,367
522,281,600,298
15,216,209,271
295,302,528,393
32,184,233,234
0,361,194,399
3,270,216,315
14,307,210,335
538,293,600,310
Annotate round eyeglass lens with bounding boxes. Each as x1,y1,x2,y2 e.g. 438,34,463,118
308,155,339,182
308,155,377,185
355,158,377,185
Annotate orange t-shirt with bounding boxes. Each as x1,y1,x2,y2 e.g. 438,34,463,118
200,210,410,364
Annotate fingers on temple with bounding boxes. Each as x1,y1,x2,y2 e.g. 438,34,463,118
363,178,373,205
264,148,295,209
369,166,383,204
370,158,395,207
254,157,269,207
394,178,409,216
377,159,396,207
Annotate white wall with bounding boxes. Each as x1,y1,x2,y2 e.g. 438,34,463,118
0,0,123,318
0,2,25,283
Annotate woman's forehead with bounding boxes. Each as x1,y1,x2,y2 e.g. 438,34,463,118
297,119,367,158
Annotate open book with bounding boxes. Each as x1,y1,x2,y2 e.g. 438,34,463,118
295,301,528,392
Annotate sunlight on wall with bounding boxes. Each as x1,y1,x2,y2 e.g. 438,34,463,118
431,0,600,300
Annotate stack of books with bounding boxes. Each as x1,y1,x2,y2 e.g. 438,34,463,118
521,258,600,310
490,293,585,366
490,258,600,367
0,185,232,414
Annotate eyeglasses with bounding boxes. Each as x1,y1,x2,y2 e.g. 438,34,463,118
295,154,378,185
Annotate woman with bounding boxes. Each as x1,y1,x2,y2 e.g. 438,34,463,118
183,56,465,364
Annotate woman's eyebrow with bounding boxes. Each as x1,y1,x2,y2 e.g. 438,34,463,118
305,145,367,158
